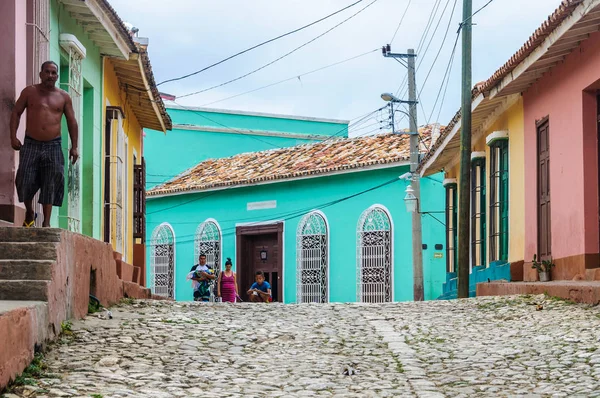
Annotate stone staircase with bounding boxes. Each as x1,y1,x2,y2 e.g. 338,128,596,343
0,228,60,301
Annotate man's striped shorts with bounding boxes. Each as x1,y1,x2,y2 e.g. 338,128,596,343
15,135,65,207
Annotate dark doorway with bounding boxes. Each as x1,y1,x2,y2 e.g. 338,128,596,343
236,223,283,302
537,117,551,260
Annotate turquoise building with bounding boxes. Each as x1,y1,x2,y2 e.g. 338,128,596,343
144,105,447,303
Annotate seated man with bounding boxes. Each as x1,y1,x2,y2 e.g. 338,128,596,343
187,254,215,302
247,271,272,303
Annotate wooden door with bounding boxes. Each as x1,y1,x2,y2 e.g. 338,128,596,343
537,118,551,259
236,223,284,302
248,234,280,302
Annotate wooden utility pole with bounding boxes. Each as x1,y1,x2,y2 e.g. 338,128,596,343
457,0,473,299
381,46,424,301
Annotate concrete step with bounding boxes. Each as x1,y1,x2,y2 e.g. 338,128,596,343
0,227,61,243
0,242,57,260
0,260,53,280
0,280,49,301
586,268,600,281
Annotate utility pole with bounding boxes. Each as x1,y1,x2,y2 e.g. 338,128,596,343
381,46,424,301
457,0,473,299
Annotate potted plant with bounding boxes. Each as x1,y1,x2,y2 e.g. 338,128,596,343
532,254,555,282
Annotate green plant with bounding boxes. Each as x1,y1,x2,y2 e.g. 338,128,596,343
91,394,104,398
531,254,555,273
61,320,73,335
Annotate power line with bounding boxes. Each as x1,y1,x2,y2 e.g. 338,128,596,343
418,0,460,125
177,49,379,103
172,101,283,149
156,0,367,86
148,177,401,244
144,105,388,184
430,32,460,126
390,0,413,44
172,0,379,97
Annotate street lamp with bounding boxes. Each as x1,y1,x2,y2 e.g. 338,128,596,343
381,92,401,103
404,184,418,213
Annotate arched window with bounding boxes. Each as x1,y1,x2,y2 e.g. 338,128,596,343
195,220,221,275
357,206,393,303
150,223,175,298
296,211,328,303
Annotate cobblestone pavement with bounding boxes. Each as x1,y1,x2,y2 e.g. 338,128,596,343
5,294,600,397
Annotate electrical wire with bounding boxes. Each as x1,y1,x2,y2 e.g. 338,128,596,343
170,0,379,99
157,0,367,86
176,49,379,103
389,0,413,44
148,177,401,243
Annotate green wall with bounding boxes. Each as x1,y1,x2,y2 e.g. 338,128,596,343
144,107,349,189
167,108,348,137
146,167,448,303
50,0,103,238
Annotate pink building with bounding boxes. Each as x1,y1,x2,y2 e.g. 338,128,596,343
0,0,49,226
480,0,600,282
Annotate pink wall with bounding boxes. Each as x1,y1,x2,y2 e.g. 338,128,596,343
523,31,600,263
0,0,28,223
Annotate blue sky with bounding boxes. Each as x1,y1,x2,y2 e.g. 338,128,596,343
109,0,559,135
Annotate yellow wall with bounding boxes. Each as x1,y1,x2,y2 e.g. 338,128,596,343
102,58,143,262
442,97,525,266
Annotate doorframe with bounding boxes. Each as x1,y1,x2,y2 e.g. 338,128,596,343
536,115,551,260
236,221,284,302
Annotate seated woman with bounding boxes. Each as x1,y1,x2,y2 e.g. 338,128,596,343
247,271,272,302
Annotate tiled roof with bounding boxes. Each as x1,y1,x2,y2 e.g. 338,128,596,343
418,0,585,173
139,45,172,131
98,0,138,52
148,127,438,196
480,0,582,93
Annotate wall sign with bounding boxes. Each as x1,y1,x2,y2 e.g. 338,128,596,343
247,200,277,211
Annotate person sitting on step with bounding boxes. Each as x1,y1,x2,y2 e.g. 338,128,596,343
247,271,272,303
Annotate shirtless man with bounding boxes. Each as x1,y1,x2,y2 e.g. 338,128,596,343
10,61,78,227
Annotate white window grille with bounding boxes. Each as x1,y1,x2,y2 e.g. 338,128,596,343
194,220,221,273
296,211,328,303
59,34,86,233
357,206,393,303
150,223,175,298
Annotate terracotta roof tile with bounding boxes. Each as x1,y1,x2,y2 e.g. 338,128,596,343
418,0,584,172
148,126,438,196
480,0,582,93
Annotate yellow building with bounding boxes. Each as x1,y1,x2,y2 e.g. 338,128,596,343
418,89,524,297
102,36,171,278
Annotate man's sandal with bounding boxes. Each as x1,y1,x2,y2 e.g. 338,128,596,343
22,220,34,228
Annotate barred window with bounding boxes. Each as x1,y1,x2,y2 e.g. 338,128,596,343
357,206,393,303
471,157,486,267
296,212,328,303
489,140,509,262
445,183,458,272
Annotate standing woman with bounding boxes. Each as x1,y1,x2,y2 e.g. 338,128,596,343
217,258,238,303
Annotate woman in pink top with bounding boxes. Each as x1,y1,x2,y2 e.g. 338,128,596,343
217,258,238,303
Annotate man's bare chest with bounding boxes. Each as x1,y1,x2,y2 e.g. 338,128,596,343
29,95,64,115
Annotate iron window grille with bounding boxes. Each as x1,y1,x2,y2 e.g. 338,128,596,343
357,206,393,303
445,184,458,273
471,158,487,268
296,212,328,303
150,223,175,298
489,140,509,262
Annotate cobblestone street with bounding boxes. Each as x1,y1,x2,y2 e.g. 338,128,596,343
6,295,600,397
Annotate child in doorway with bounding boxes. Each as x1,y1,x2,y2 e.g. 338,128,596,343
247,271,272,302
